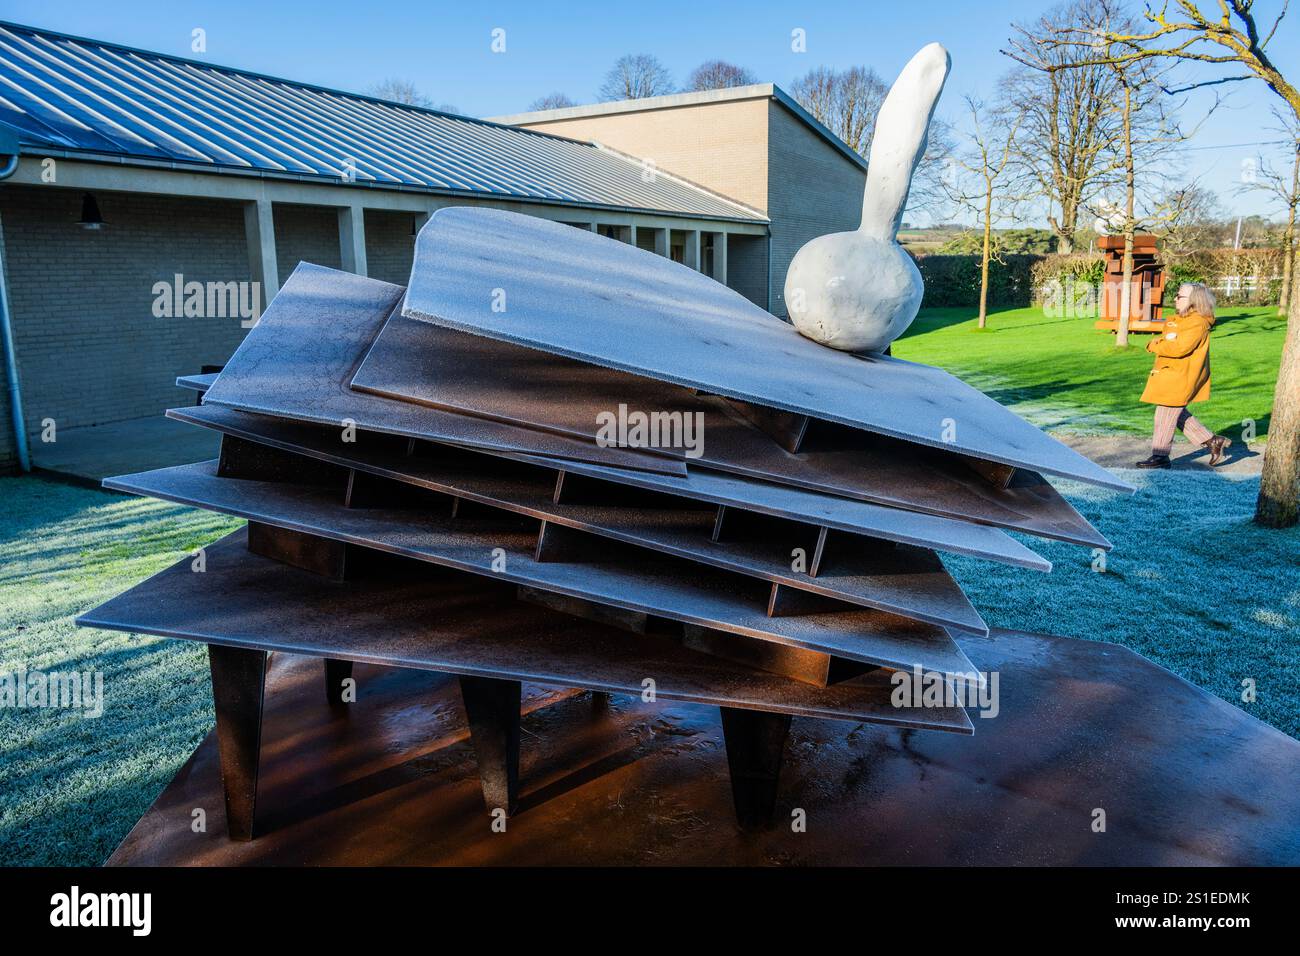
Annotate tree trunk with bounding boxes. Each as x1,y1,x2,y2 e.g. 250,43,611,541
1055,204,1076,255
1283,230,1294,316
1284,235,1294,317
1282,148,1298,316
979,183,993,329
1116,84,1135,349
1255,252,1300,527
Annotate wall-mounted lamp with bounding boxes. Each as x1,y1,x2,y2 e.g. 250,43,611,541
77,192,105,230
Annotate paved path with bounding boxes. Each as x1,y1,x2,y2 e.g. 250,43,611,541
31,414,220,485
1056,433,1264,476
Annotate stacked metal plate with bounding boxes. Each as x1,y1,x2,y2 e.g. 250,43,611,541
79,208,1128,836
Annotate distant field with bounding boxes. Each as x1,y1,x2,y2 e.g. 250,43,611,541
898,228,963,254
893,305,1285,441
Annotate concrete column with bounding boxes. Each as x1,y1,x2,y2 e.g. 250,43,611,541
683,230,701,270
627,223,637,246
651,227,668,257
587,223,598,232
337,204,368,276
713,232,728,286
243,199,279,308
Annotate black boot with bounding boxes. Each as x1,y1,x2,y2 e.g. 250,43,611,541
1135,454,1171,469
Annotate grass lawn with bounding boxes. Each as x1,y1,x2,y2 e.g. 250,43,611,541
0,479,240,867
894,305,1286,441
2,472,1297,865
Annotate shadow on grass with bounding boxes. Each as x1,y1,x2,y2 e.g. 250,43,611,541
0,636,212,866
978,375,1116,409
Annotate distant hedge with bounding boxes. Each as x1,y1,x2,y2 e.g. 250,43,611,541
911,253,1045,308
1161,248,1284,306
1029,247,1285,307
914,247,1288,309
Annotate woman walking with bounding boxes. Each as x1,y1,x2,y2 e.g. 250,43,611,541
1136,281,1231,469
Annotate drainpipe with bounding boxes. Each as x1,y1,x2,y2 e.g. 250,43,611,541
0,129,29,471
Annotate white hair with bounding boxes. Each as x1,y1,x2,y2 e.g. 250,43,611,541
1177,282,1216,318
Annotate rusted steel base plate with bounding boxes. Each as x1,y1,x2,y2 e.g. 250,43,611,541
104,632,1300,866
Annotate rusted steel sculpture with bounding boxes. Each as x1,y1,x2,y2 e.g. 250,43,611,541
79,217,1128,840
1094,234,1167,333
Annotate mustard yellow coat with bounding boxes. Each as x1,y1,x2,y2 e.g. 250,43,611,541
1140,311,1214,406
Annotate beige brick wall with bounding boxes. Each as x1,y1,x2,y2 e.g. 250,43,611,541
0,186,252,460
766,101,866,318
274,204,342,283
272,206,414,286
514,98,771,215
0,186,420,473
728,234,768,308
365,209,419,286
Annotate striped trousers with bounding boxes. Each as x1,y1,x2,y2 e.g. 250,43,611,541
1151,405,1213,456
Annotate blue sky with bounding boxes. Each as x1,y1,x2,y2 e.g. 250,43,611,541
5,0,1295,223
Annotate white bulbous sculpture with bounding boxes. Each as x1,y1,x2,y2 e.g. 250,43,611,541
784,43,951,352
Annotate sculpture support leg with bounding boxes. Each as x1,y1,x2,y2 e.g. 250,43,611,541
324,658,353,710
458,676,521,815
208,644,268,842
720,707,792,829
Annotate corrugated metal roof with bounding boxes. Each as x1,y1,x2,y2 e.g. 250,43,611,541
0,22,765,223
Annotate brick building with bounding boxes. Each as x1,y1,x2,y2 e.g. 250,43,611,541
0,23,865,475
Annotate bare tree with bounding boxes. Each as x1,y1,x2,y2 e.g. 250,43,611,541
1036,0,1299,527
944,94,1032,328
368,79,433,108
529,92,577,111
599,54,674,101
789,65,888,154
1158,183,1224,252
1039,1,1212,347
1099,53,1175,347
1003,0,1125,253
790,64,949,219
909,117,958,219
1238,108,1300,314
686,60,757,91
